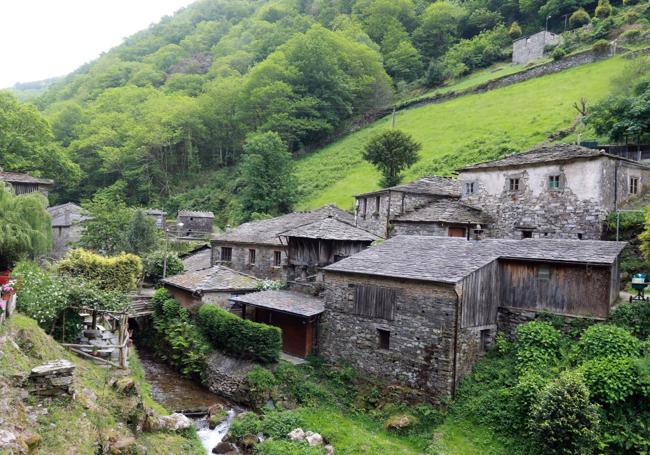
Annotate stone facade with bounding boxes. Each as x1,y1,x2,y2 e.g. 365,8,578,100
211,242,286,280
28,360,75,398
204,350,255,404
459,156,650,240
355,191,437,238
497,306,600,340
513,31,562,64
392,221,455,237
177,212,214,238
320,272,460,402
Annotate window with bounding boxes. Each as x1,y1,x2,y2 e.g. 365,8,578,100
374,196,381,214
548,175,561,189
577,233,583,240
248,249,256,265
362,198,367,219
465,182,475,194
354,285,396,320
377,329,390,350
522,230,533,239
220,247,232,262
273,250,282,267
509,178,520,191
538,266,550,281
630,177,639,195
480,329,491,353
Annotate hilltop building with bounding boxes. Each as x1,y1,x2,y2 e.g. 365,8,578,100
177,210,214,238
512,31,563,65
321,235,625,401
47,203,89,259
144,209,166,229
0,172,53,197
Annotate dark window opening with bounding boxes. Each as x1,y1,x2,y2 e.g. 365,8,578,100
630,177,639,195
374,196,381,214
248,249,256,265
362,198,367,219
538,266,550,281
509,178,520,191
522,230,533,239
220,247,232,262
333,254,348,262
548,175,561,189
577,233,583,240
400,194,405,214
465,182,475,194
273,250,282,267
480,329,491,352
378,329,390,350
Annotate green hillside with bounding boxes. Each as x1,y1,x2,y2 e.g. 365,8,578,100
296,56,626,210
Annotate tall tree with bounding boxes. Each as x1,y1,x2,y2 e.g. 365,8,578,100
79,189,134,255
238,131,297,220
363,129,421,187
125,209,160,256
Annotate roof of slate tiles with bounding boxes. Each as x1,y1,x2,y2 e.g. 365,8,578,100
161,265,258,292
230,290,325,317
392,199,492,225
279,217,380,241
356,176,461,198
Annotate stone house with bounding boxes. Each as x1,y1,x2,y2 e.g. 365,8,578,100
458,144,650,240
354,176,469,238
144,209,166,229
320,235,625,401
161,265,259,313
211,206,354,280
47,203,89,259
0,172,53,197
177,210,214,238
512,30,562,65
230,290,325,358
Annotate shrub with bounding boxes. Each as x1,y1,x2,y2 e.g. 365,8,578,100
619,28,642,44
142,250,184,283
515,322,562,373
570,8,591,28
580,356,638,404
13,261,68,328
196,304,282,363
246,366,277,403
592,39,610,54
425,59,447,87
635,355,650,397
442,26,511,77
255,440,324,455
577,324,640,361
150,289,211,379
260,410,303,439
511,372,547,431
624,11,640,24
58,248,143,292
229,412,262,440
551,46,567,61
509,21,522,40
530,372,600,455
611,301,650,340
595,0,612,19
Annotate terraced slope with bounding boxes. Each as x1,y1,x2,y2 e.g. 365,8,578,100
295,56,626,210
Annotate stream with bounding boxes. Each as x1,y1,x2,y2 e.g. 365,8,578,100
137,348,240,454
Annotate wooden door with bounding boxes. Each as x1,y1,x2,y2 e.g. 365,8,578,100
448,227,466,238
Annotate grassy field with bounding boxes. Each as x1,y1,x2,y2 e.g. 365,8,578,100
295,56,626,210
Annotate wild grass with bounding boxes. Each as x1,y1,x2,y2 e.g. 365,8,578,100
295,56,627,210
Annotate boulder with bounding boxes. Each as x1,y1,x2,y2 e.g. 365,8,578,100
112,377,139,396
109,435,137,454
209,413,227,430
325,445,335,455
208,403,225,416
0,429,17,448
241,433,259,448
288,428,306,441
143,410,193,432
305,431,323,447
212,441,238,454
384,414,417,431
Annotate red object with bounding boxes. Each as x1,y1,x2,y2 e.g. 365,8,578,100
0,271,10,286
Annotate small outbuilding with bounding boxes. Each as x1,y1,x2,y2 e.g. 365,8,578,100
161,265,259,313
0,172,53,196
177,210,214,238
47,203,89,259
144,209,166,229
230,290,325,358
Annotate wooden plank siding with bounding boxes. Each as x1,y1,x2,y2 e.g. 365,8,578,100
288,238,371,267
499,260,612,318
354,285,396,320
459,260,500,328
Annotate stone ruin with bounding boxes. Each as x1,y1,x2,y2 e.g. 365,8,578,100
28,359,75,398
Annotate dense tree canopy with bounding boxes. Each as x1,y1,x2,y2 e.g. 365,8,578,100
363,129,421,187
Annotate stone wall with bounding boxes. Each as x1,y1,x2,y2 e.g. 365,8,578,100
391,221,450,237
204,350,255,404
321,271,458,402
211,241,286,280
512,31,562,65
497,306,600,339
178,216,213,238
51,224,82,260
28,360,75,398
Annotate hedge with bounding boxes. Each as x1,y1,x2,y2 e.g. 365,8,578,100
57,248,142,292
196,304,282,363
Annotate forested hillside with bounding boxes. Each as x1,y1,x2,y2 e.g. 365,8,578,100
2,0,648,224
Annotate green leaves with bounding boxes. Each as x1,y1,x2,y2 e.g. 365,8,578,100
576,324,641,362
516,322,562,374
362,129,421,187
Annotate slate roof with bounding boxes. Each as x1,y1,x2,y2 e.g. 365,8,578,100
230,290,325,317
279,217,381,241
324,236,627,284
178,210,214,218
459,144,650,171
212,205,355,246
161,265,258,293
356,176,461,198
47,203,89,227
392,199,492,225
145,209,166,216
180,245,212,273
0,172,53,185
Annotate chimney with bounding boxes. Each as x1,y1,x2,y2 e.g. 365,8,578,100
472,224,484,241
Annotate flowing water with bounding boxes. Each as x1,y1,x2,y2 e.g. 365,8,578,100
137,348,239,454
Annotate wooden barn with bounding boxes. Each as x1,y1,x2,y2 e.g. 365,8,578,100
0,172,53,196
230,290,324,359
279,216,380,283
320,236,626,401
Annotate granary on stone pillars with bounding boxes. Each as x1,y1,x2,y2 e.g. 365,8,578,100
320,235,625,402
